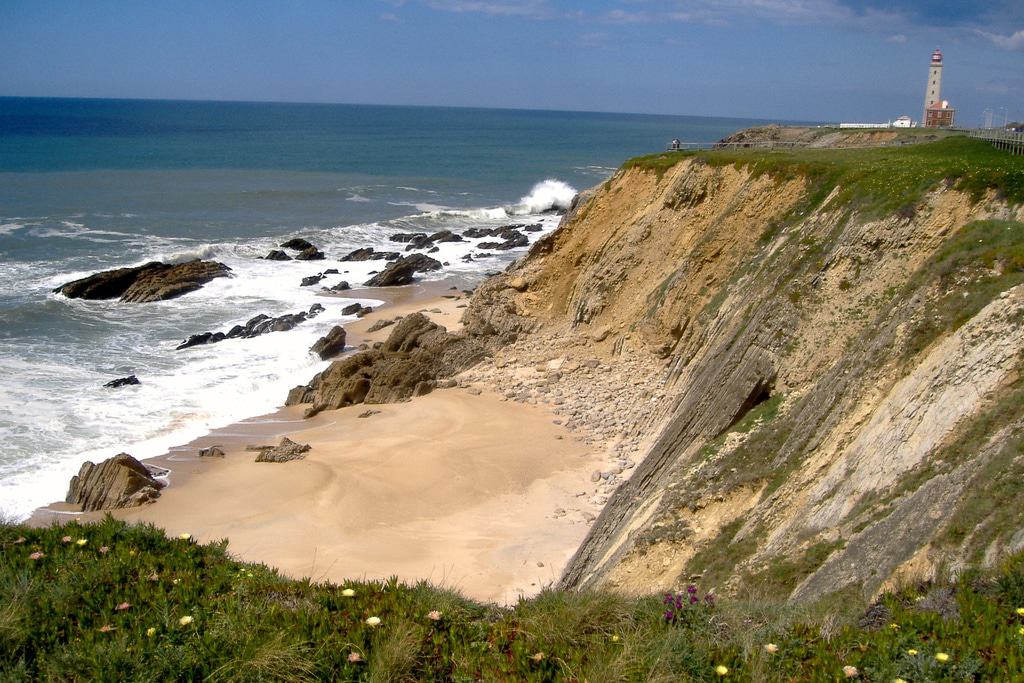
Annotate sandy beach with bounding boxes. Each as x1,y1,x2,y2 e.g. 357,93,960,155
36,280,605,604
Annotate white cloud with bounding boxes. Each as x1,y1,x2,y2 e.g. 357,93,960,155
976,29,1024,51
424,0,554,18
887,33,907,43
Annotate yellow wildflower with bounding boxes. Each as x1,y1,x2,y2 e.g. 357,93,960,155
906,649,918,656
935,652,950,663
178,616,194,626
714,665,729,676
76,539,87,546
342,588,355,597
146,627,156,637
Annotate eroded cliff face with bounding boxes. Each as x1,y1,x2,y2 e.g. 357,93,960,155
467,154,1024,603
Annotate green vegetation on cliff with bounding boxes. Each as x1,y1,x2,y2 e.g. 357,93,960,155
4,519,1024,680
625,136,1024,217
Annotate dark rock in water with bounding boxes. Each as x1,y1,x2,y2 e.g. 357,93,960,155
463,227,496,239
295,247,326,261
311,325,347,360
428,246,440,253
478,230,528,251
323,281,351,292
55,260,232,303
104,375,140,389
342,247,401,262
323,268,339,275
389,232,427,243
367,318,396,333
301,273,325,287
198,446,226,458
177,332,216,350
405,234,436,251
524,223,543,232
364,254,443,287
341,303,363,315
462,254,475,262
66,453,166,511
177,309,312,350
280,238,315,251
264,250,292,261
430,230,463,243
254,437,311,463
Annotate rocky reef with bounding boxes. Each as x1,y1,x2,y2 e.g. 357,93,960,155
55,259,231,303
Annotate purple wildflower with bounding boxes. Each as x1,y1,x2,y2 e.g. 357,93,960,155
687,585,698,594
663,593,675,606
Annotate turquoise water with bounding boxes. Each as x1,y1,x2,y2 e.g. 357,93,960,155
0,97,775,518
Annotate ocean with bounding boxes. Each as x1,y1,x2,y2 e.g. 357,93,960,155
0,97,774,519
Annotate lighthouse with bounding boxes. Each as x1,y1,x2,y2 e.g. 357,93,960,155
923,49,955,128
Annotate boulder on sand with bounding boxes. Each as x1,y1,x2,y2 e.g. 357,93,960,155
55,260,231,303
254,437,311,463
66,453,166,511
363,254,443,287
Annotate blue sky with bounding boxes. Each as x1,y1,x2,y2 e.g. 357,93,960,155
1,0,1021,124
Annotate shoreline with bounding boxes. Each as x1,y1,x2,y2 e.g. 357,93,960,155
31,276,607,604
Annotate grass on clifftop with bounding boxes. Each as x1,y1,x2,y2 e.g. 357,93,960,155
624,136,1024,218
5,519,1024,680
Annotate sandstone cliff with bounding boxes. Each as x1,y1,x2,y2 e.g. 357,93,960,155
283,135,1024,604
477,137,1024,602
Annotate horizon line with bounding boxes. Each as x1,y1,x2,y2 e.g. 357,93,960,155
0,93,820,126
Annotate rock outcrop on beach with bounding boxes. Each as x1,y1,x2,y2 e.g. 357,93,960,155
66,453,166,511
263,249,292,261
55,260,231,303
363,254,443,287
286,312,493,415
310,325,347,360
254,437,311,463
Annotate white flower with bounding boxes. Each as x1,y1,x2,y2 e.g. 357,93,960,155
764,643,779,654
842,665,859,678
178,533,191,541
342,588,355,597
365,616,381,627
179,615,194,626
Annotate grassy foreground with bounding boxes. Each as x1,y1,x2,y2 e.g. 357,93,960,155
3,519,1024,681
